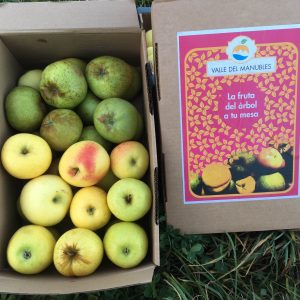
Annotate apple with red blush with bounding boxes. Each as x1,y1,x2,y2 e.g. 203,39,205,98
59,140,110,187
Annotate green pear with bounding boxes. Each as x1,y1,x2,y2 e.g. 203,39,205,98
76,91,100,125
18,69,43,91
79,125,113,152
40,60,87,108
86,56,133,99
93,98,138,143
61,58,87,73
122,66,142,101
5,86,47,132
257,172,286,192
40,109,83,151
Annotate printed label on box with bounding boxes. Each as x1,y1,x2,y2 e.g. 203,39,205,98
177,25,300,204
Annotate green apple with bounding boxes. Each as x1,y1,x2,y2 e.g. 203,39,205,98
110,141,149,179
7,225,56,274
40,60,87,108
1,133,52,179
62,58,87,73
93,98,138,143
76,91,100,125
5,86,47,132
146,30,153,47
257,172,286,192
20,174,73,226
79,125,113,152
96,168,119,192
103,222,148,268
53,228,104,276
85,56,133,99
40,108,83,151
18,69,43,91
122,66,142,101
70,186,111,230
107,178,152,221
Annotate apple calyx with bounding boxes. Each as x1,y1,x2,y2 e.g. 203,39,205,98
122,247,130,256
62,244,90,267
23,250,32,260
130,158,136,166
69,167,80,176
124,194,132,204
52,196,60,204
95,65,108,78
86,206,95,215
21,147,29,155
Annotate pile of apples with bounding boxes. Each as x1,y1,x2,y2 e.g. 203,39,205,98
1,56,152,277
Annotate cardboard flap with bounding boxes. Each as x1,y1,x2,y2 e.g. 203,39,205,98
0,0,139,34
152,0,300,234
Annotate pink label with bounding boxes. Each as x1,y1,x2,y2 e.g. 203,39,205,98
178,26,300,203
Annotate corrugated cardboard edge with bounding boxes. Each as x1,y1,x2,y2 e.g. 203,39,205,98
0,263,155,294
141,29,160,266
152,0,300,234
0,0,139,34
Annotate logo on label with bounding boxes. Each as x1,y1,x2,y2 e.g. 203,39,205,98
226,36,257,63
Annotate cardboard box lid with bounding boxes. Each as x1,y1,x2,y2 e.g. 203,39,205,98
0,0,139,33
152,0,300,234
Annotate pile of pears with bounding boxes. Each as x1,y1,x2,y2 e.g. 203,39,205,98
5,56,143,152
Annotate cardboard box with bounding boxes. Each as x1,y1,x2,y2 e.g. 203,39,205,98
152,0,300,234
0,0,159,294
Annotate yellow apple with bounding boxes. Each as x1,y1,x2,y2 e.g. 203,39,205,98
53,228,103,276
1,133,52,179
70,186,111,230
20,175,73,226
110,141,149,179
59,140,110,187
7,225,56,274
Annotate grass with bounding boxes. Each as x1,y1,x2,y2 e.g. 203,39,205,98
1,0,300,299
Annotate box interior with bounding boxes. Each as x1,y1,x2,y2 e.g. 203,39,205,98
0,27,159,294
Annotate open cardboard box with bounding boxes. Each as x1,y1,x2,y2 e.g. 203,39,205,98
2,0,300,294
0,0,159,294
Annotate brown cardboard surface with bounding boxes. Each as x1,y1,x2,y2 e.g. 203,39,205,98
0,0,139,33
152,0,300,234
0,263,156,294
0,0,158,294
